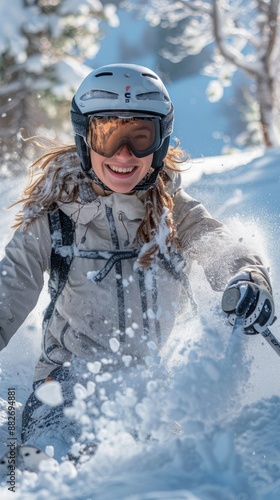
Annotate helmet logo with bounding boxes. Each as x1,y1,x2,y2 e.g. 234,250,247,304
125,85,131,102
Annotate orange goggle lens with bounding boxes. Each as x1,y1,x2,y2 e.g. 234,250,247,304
86,115,161,158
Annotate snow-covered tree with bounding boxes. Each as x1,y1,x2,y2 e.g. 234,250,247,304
0,0,119,176
127,0,280,148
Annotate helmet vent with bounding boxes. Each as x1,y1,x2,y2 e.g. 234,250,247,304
136,91,165,101
141,73,158,80
95,72,113,77
80,90,118,101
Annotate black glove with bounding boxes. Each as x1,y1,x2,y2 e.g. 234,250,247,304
222,271,276,334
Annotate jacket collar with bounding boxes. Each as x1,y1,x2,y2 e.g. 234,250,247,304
58,191,145,225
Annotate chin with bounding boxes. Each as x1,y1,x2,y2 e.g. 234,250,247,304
115,188,134,194
108,183,136,194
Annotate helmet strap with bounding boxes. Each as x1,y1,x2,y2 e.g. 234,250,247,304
152,136,170,170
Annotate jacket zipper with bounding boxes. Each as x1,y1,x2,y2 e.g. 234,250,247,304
105,205,126,341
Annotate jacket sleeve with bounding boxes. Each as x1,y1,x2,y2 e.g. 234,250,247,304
174,189,271,291
0,215,51,350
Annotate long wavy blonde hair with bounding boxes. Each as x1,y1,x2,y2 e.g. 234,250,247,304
13,140,187,267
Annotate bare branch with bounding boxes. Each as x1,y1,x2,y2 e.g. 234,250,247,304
179,0,212,14
212,0,263,77
256,0,271,14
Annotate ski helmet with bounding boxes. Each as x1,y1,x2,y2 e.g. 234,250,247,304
71,63,174,190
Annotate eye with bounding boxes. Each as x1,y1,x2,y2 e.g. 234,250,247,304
132,124,153,141
134,132,150,140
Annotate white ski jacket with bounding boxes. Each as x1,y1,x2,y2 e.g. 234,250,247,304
0,158,271,381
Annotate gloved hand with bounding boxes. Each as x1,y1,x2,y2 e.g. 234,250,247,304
222,271,276,334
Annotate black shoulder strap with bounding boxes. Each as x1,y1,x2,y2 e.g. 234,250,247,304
43,207,75,329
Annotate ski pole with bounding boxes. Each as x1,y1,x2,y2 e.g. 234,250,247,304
261,328,280,357
226,314,245,359
232,317,280,358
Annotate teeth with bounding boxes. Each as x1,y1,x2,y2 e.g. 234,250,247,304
108,165,134,173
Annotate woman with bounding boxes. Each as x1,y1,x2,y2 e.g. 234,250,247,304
0,64,275,462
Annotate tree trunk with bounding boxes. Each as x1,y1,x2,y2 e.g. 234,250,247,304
256,74,278,147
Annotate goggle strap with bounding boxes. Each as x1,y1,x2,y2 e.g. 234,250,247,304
161,105,174,139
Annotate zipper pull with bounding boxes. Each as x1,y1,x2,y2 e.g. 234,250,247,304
118,211,130,247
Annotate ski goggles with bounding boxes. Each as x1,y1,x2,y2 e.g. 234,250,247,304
86,114,162,158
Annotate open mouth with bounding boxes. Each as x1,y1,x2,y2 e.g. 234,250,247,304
106,164,137,174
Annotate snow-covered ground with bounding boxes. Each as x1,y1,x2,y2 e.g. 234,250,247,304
0,147,280,499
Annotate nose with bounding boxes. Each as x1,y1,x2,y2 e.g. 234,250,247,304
115,143,133,157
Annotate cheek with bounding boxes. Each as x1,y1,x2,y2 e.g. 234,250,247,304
90,151,103,172
143,155,153,171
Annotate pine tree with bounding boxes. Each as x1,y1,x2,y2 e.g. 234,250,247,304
0,0,119,176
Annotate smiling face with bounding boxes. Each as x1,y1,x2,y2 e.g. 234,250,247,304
90,146,153,195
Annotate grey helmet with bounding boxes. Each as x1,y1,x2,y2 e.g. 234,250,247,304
71,63,174,190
